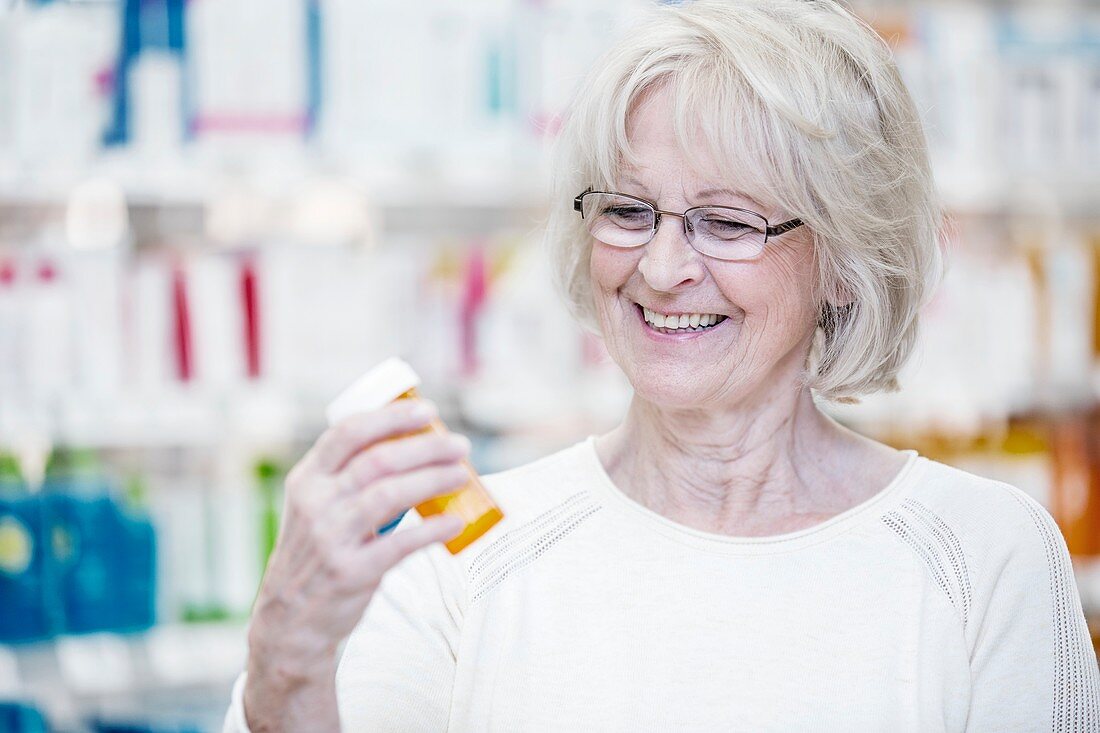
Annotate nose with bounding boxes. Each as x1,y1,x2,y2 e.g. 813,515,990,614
636,213,705,292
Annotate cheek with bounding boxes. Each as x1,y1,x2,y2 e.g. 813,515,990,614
713,251,817,327
589,244,638,296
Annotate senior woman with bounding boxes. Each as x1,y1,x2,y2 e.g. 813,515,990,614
225,1,1099,731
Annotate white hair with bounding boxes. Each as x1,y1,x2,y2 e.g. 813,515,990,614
543,0,946,403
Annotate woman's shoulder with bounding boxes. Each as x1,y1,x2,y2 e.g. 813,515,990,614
895,455,1092,686
473,435,603,528
480,437,598,502
888,454,1063,593
452,437,605,582
900,455,1053,539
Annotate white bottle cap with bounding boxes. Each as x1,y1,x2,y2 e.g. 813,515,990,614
325,357,422,426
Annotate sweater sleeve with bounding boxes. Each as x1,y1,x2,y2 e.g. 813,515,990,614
333,510,466,730
966,486,1100,732
221,510,466,733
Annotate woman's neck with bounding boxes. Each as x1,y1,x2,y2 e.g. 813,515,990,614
595,386,874,536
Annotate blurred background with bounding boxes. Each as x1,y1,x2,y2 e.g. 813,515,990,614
0,0,1099,730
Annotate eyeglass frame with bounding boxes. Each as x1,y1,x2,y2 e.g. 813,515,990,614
573,187,805,260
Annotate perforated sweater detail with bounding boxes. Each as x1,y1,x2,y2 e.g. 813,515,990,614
1007,490,1100,732
469,491,602,603
880,498,973,627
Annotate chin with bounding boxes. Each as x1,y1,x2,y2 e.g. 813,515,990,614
622,365,728,410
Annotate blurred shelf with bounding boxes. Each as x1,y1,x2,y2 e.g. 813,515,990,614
0,153,553,211
3,158,1099,223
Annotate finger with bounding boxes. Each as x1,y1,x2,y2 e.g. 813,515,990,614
359,514,465,571
314,399,437,474
335,431,471,495
346,463,472,540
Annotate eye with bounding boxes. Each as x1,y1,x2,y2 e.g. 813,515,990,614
693,210,766,242
603,205,652,227
704,217,749,231
704,217,754,236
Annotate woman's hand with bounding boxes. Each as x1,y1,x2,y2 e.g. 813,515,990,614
242,398,470,732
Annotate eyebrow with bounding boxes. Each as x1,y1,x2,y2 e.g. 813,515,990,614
619,177,763,209
696,187,757,203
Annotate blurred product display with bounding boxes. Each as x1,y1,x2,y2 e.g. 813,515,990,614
0,451,51,645
0,0,1099,729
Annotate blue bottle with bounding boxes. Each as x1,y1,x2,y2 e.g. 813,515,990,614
114,475,156,633
41,448,156,636
0,452,54,644
0,701,48,733
92,720,203,733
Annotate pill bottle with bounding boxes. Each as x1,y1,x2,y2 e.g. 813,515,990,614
326,357,503,554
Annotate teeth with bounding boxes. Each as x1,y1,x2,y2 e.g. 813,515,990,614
641,305,724,331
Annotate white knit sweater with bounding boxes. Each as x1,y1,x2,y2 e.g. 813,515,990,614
225,436,1100,732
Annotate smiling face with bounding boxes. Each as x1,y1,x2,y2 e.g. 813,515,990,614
589,86,821,410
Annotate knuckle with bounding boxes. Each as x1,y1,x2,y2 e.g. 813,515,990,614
343,456,370,489
331,420,359,448
288,492,316,522
365,448,393,476
322,553,352,588
326,549,355,581
333,470,357,496
372,480,400,509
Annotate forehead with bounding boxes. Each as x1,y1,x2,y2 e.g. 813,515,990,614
620,85,770,210
624,89,718,176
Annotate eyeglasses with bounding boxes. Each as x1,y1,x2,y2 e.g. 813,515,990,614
573,188,805,261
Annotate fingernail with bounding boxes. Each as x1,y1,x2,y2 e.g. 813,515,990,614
449,433,471,452
409,401,435,420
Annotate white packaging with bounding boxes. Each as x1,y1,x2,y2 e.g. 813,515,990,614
326,356,420,426
129,50,186,158
131,255,173,393
188,0,308,143
189,252,245,392
67,249,125,401
25,256,73,404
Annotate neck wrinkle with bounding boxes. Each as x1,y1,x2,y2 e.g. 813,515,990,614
602,386,841,529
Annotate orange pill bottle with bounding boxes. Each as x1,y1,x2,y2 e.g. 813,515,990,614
326,357,503,554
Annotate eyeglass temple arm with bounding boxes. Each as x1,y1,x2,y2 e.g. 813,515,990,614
573,188,594,214
766,218,803,237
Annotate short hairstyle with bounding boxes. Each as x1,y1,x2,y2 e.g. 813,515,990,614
543,0,946,403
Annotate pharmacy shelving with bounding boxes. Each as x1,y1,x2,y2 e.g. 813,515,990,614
3,0,1100,728
0,621,248,731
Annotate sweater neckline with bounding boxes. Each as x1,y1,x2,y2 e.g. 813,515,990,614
580,434,925,554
